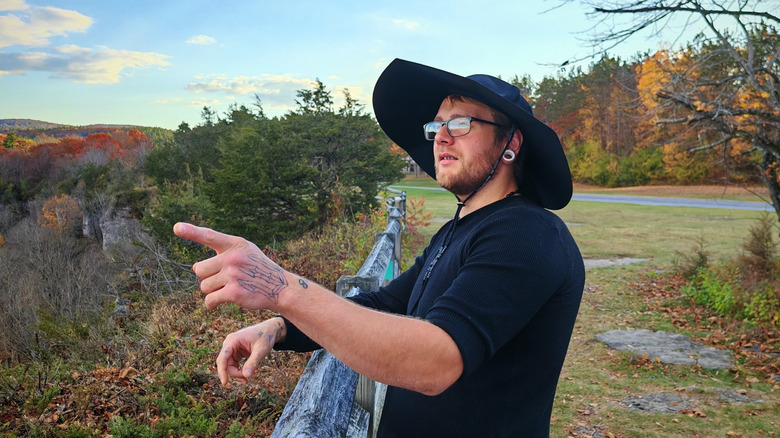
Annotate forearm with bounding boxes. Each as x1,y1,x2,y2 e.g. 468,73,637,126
171,222,460,393
274,273,463,396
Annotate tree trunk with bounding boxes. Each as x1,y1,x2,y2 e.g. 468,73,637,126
759,150,780,227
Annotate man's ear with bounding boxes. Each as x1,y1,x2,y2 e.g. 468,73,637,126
509,129,523,154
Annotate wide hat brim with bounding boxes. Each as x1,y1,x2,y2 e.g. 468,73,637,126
372,58,572,210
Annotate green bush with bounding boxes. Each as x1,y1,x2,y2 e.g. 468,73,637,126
681,268,738,316
743,282,780,328
676,213,780,329
566,142,666,187
270,206,387,290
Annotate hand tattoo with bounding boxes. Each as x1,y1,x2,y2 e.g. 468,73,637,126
237,254,288,303
275,319,285,341
298,278,309,289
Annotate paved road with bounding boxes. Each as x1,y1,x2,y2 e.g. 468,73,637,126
391,186,774,211
571,193,772,211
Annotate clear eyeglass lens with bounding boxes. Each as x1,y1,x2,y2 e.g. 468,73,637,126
447,117,471,137
423,121,445,141
423,118,474,141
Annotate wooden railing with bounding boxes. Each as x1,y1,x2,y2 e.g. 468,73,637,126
270,189,406,438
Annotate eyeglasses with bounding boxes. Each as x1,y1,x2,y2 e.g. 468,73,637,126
423,116,503,141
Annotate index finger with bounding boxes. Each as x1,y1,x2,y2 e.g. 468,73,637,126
216,345,236,385
173,222,244,254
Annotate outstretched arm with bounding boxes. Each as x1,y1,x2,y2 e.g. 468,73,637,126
174,222,463,395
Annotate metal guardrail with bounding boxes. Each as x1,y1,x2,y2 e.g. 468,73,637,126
271,189,406,438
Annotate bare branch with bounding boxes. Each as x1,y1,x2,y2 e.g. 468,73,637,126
593,3,780,24
688,135,732,152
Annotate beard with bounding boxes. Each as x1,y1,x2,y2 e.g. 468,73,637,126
435,145,501,198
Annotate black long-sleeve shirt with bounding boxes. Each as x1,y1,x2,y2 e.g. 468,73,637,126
277,195,585,437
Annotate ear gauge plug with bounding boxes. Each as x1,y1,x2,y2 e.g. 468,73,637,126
502,150,516,164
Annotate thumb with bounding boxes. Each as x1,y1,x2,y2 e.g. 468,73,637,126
242,348,264,378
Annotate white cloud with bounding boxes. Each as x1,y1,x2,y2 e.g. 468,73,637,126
339,85,369,104
186,34,216,45
0,44,170,83
0,0,28,12
0,4,92,48
184,75,372,116
154,97,224,109
188,98,222,108
392,18,419,30
186,73,312,99
154,97,184,105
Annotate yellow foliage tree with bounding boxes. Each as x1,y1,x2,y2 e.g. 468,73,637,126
39,194,81,232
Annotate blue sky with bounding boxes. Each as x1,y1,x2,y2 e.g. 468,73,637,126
0,0,697,130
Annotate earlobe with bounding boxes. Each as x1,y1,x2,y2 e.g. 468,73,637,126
501,130,522,164
501,149,516,164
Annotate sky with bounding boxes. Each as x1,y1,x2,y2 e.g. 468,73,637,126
0,0,703,130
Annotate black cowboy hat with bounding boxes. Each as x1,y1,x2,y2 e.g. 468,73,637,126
372,58,572,210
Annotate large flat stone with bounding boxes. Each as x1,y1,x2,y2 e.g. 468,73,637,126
595,329,733,370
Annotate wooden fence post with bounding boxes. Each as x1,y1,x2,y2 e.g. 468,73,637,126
270,194,404,438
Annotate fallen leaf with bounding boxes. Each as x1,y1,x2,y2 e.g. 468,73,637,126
119,367,139,379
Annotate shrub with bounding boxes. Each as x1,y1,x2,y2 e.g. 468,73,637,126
743,282,780,328
738,212,778,285
0,218,113,364
675,215,780,328
269,206,387,290
674,234,711,278
681,267,738,317
401,196,432,270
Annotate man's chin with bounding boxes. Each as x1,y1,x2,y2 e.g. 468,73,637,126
438,180,469,198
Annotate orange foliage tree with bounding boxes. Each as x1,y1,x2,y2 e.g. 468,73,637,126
39,193,81,232
573,0,780,222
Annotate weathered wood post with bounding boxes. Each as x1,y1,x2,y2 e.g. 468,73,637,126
270,191,405,438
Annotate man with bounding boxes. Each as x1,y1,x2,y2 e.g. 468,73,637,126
174,59,585,437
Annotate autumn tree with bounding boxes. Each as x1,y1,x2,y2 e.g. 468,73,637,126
571,0,780,222
534,68,588,145
579,55,641,156
1,132,16,149
39,193,81,233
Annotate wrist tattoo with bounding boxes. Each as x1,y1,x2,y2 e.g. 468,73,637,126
257,330,264,338
237,254,288,303
298,278,309,289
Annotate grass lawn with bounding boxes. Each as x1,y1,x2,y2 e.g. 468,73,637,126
389,177,767,266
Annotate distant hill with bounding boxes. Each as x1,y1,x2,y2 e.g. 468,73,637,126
0,119,70,131
0,118,146,132
0,118,175,146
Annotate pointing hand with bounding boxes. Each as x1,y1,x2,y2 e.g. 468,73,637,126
173,222,290,311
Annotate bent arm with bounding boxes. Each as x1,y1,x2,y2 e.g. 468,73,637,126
173,222,462,395
277,274,463,396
